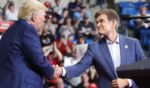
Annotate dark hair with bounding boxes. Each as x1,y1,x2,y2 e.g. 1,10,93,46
94,9,120,28
40,33,55,46
63,8,68,12
63,16,72,25
9,1,14,6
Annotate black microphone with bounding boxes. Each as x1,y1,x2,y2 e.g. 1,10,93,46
120,14,150,20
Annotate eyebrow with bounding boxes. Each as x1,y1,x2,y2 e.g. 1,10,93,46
96,19,103,22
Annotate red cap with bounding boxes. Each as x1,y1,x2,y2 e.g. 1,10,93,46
44,1,51,8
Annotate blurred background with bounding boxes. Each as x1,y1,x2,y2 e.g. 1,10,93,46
0,0,150,88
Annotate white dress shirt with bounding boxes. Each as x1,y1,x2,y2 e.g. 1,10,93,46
106,36,121,70
106,35,132,87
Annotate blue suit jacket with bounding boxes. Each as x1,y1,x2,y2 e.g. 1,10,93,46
65,35,145,88
0,19,54,88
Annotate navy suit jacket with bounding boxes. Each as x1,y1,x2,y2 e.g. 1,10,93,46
65,35,145,88
0,19,54,88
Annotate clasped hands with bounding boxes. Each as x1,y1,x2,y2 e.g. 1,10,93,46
52,65,129,88
53,65,63,78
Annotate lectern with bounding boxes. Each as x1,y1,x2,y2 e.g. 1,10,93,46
117,59,150,88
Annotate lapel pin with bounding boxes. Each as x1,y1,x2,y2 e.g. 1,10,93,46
125,45,128,49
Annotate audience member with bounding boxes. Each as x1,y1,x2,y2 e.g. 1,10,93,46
45,13,57,37
4,1,18,21
59,16,75,39
68,0,82,18
77,12,97,39
53,0,65,16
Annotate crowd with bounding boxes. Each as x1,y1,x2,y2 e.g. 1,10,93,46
41,0,99,88
0,0,149,88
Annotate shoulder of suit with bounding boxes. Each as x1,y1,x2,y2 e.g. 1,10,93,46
88,42,98,48
120,35,138,42
17,19,37,33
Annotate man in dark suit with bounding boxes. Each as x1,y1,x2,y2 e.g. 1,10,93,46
55,9,145,88
0,0,54,88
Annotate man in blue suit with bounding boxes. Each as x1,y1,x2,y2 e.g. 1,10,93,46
0,0,54,88
55,9,145,88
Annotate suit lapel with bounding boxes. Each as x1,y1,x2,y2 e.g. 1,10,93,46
99,39,118,78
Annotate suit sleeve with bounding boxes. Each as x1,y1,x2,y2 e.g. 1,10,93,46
65,44,94,79
135,39,145,60
130,79,139,88
22,28,54,80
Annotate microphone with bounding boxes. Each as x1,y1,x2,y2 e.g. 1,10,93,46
120,14,150,20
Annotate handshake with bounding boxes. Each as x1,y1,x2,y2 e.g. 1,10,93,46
53,65,63,78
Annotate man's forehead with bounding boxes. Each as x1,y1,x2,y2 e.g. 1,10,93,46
96,14,107,20
98,13,107,18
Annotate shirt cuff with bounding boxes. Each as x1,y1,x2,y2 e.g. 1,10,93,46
62,67,66,77
128,79,132,87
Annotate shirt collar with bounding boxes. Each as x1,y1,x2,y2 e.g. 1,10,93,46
106,35,119,44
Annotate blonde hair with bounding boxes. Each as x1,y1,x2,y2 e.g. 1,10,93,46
18,0,47,20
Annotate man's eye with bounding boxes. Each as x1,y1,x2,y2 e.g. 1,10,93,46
100,20,104,22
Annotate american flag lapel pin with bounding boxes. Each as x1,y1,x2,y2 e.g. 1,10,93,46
125,44,128,49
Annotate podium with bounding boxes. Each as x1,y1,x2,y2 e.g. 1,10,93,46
117,59,150,88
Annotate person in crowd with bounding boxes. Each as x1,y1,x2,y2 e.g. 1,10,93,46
61,8,70,23
62,8,69,19
63,44,83,88
54,9,145,88
72,12,81,29
77,35,86,44
0,0,55,88
77,12,97,39
136,6,150,29
133,6,150,57
129,6,150,40
44,1,51,9
56,34,73,56
44,1,53,13
59,16,75,39
53,0,65,16
45,12,57,37
68,0,82,18
4,1,18,21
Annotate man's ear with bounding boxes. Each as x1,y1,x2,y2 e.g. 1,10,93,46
31,13,36,22
112,20,117,28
